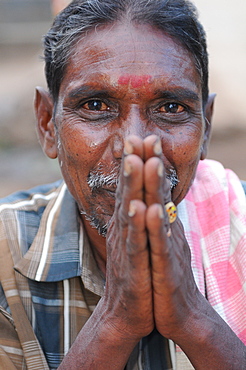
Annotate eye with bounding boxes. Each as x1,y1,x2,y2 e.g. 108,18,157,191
82,99,110,111
159,103,185,114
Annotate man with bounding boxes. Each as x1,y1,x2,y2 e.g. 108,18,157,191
0,0,245,369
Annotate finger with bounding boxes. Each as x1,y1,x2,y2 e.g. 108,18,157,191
146,203,172,283
124,135,144,158
115,154,144,228
127,200,151,302
106,158,145,275
143,135,162,161
114,136,144,210
144,157,171,207
107,200,149,274
127,200,149,264
146,204,190,284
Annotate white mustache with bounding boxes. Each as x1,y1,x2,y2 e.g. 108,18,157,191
88,165,119,190
87,163,179,191
167,168,179,190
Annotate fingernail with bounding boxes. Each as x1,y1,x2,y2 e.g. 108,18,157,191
124,140,134,155
128,201,136,217
158,204,164,219
157,162,164,177
124,159,132,176
153,138,162,155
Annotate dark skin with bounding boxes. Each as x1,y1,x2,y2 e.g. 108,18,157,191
35,22,245,369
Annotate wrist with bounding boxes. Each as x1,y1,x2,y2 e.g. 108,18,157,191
172,292,245,369
95,296,149,345
59,297,141,369
172,290,211,344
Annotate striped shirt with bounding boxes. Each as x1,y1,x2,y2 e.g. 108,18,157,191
0,159,245,369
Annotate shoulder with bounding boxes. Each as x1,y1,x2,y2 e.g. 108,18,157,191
187,159,246,233
0,180,64,263
193,159,246,203
0,180,63,216
0,180,63,206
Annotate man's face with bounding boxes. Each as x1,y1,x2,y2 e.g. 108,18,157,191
53,23,207,235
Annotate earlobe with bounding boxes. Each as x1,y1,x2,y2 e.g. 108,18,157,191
34,86,58,159
200,93,216,160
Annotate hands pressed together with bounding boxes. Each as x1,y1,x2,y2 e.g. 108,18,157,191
103,134,200,343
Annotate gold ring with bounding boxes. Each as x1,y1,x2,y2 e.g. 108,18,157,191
165,201,177,223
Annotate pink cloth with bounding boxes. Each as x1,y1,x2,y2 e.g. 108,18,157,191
179,159,246,344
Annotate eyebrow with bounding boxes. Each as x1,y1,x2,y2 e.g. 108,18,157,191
68,85,116,100
154,88,200,103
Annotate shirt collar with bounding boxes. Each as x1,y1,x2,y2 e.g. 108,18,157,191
14,182,105,297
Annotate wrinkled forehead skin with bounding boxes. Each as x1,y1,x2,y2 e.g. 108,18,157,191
48,16,207,109
57,22,202,109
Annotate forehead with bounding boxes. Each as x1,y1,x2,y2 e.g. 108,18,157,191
60,22,201,97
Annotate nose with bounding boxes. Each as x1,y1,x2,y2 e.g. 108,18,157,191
112,105,148,159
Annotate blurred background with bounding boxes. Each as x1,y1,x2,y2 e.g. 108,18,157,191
0,0,245,197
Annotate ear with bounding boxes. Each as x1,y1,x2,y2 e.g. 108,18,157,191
34,86,58,159
200,93,216,160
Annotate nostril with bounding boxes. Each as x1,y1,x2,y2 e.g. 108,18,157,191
112,134,124,159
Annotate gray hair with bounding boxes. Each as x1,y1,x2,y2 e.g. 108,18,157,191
44,0,209,105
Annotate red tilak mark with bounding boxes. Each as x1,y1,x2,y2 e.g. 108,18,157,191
118,75,131,85
118,75,151,88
